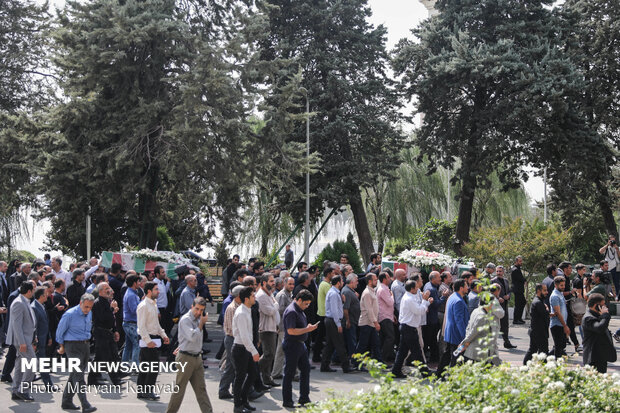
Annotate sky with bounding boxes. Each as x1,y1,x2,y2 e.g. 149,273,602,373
18,0,545,258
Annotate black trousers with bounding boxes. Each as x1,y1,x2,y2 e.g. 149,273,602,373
566,305,579,347
89,328,120,383
392,325,423,375
137,345,160,394
232,344,257,407
1,345,16,380
523,333,549,365
437,342,459,377
499,302,510,343
321,317,349,371
282,340,311,405
379,319,396,362
312,315,325,362
422,322,440,361
513,291,526,322
588,357,608,373
550,325,566,358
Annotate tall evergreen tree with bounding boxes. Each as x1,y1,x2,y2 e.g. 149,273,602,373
0,0,51,253
394,0,590,253
259,0,405,264
38,0,306,257
553,0,619,238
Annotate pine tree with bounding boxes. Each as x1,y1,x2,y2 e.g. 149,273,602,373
394,0,590,253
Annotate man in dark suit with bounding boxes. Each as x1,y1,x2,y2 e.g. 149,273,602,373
492,266,517,349
32,286,53,387
511,256,526,324
582,293,617,373
9,262,31,293
523,283,550,364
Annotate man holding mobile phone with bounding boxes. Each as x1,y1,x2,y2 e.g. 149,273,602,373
582,293,616,373
281,289,319,409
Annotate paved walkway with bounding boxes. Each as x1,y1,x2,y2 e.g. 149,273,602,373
1,316,618,413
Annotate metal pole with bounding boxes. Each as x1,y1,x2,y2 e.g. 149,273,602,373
293,208,337,271
447,168,451,221
305,96,310,264
86,205,91,259
543,167,547,224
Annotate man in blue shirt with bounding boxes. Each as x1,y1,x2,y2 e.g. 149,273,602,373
549,276,570,358
122,274,141,366
57,293,96,413
320,275,353,373
437,279,470,377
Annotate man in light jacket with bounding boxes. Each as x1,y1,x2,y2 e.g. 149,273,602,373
255,273,280,386
461,293,504,365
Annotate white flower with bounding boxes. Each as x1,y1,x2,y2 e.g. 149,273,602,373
357,389,364,396
546,381,565,391
519,365,528,372
373,385,381,393
322,410,330,413
545,362,557,369
584,400,591,407
409,387,418,395
482,407,495,413
546,355,556,362
511,389,520,396
355,403,364,409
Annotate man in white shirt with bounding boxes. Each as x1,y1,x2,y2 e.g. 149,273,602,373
392,277,433,378
232,286,260,413
51,257,71,294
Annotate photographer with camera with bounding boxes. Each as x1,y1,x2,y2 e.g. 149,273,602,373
599,234,619,300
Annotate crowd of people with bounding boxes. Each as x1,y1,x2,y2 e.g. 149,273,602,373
0,235,617,413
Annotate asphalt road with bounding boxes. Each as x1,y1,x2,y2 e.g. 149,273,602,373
1,316,618,413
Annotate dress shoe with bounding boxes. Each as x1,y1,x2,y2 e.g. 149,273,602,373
513,320,525,325
219,391,234,400
248,390,264,401
111,379,125,386
82,406,97,413
243,402,256,411
1,376,13,383
299,399,312,406
272,374,283,380
310,365,316,369
233,407,252,413
137,393,159,400
255,384,270,392
61,402,81,410
88,379,108,386
12,392,34,401
148,393,161,400
504,342,517,349
264,379,280,387
392,372,407,379
205,338,213,343
320,367,336,372
343,368,356,373
282,401,296,408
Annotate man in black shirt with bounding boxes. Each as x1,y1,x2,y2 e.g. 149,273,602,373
89,282,123,385
491,266,516,349
523,284,550,364
281,289,318,409
66,269,86,308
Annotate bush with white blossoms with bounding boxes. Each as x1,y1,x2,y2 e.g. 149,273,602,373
394,249,453,269
299,354,619,413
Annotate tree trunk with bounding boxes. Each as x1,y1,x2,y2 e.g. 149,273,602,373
454,170,477,256
350,188,374,267
595,179,619,238
138,166,159,249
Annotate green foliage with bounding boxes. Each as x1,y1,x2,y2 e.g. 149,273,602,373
155,226,176,252
463,217,570,281
384,218,456,256
0,249,37,263
214,240,229,268
314,239,362,274
301,355,619,412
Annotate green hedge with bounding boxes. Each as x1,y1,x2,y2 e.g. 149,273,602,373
300,355,619,412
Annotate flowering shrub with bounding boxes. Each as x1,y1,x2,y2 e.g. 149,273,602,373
395,249,453,269
300,354,620,412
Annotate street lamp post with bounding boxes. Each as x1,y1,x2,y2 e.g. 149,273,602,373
305,95,310,264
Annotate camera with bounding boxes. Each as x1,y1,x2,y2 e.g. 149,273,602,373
611,240,617,246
